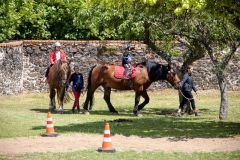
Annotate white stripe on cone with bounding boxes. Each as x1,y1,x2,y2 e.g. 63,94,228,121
104,130,110,134
47,118,53,121
47,124,54,128
103,137,111,142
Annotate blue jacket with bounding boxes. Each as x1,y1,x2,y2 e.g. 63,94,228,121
67,73,84,92
180,73,197,92
122,52,132,65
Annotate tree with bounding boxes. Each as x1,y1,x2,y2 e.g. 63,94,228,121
147,0,240,119
0,0,20,42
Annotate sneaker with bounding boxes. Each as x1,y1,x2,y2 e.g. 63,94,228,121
72,107,75,114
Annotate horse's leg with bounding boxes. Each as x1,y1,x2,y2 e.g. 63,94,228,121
57,88,64,114
49,88,56,111
103,87,119,115
133,92,142,117
83,89,92,114
138,90,150,111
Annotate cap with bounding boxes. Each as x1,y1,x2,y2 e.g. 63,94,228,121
123,44,130,50
54,42,61,47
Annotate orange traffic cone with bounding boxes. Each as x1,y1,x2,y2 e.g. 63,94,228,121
98,122,116,152
41,112,58,137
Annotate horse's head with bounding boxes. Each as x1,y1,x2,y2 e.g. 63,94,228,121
166,64,180,89
57,60,71,85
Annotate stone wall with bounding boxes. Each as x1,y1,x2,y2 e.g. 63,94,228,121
0,40,239,95
0,42,24,94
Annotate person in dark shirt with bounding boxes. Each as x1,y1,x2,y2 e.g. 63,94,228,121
177,65,199,116
67,66,84,113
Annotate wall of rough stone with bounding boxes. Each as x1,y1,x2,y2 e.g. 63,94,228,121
0,40,239,95
0,42,24,95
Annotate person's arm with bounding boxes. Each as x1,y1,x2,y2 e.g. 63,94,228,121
50,52,55,64
61,50,67,62
180,73,188,89
80,74,84,90
128,56,132,63
192,81,197,92
66,74,73,90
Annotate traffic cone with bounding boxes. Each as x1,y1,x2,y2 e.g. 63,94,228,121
41,112,58,137
98,122,116,152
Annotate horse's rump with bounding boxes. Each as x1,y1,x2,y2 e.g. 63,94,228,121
114,65,137,79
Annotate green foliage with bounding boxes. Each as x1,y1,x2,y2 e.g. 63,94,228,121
0,1,21,42
16,0,50,39
0,0,239,43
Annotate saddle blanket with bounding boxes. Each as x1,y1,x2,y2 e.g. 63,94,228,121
114,65,136,79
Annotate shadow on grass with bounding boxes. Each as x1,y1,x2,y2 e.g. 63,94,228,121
31,108,75,114
31,108,135,116
32,115,240,139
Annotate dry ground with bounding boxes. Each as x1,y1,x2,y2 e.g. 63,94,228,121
0,134,240,155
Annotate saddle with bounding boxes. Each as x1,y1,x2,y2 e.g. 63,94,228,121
114,65,136,79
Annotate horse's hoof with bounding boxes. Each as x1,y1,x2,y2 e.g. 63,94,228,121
112,111,119,115
133,111,143,117
83,110,90,115
136,113,143,117
176,112,181,117
49,107,55,112
57,109,63,114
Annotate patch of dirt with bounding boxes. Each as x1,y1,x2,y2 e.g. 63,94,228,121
0,134,240,155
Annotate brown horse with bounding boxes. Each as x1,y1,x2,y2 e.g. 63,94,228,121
83,60,180,116
47,60,71,113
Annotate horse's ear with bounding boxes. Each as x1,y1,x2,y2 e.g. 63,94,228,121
167,63,172,71
68,56,74,65
167,63,175,73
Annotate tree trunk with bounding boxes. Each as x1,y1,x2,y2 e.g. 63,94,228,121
217,75,228,120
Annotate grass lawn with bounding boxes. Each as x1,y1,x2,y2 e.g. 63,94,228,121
0,89,239,159
2,150,240,160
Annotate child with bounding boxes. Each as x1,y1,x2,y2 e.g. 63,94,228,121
122,44,132,79
67,66,84,113
43,42,67,82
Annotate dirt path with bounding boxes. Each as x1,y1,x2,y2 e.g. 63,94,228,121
0,134,240,155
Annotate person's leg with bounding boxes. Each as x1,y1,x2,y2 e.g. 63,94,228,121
73,91,80,113
127,63,132,76
177,95,187,116
183,91,199,116
76,92,81,113
45,64,53,78
123,64,128,79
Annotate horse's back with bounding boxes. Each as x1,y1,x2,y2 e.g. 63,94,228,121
90,63,150,90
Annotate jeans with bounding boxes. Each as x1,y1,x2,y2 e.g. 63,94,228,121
179,90,196,110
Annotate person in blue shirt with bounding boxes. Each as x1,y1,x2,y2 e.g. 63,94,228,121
67,65,84,113
122,44,132,79
177,65,199,116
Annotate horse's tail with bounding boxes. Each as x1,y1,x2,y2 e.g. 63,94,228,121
83,65,96,111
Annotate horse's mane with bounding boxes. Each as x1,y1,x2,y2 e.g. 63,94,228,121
137,60,168,82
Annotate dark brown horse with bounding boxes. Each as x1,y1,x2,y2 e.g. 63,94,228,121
83,60,180,116
47,60,71,113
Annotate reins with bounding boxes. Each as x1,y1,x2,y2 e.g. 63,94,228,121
178,89,194,113
179,89,194,101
